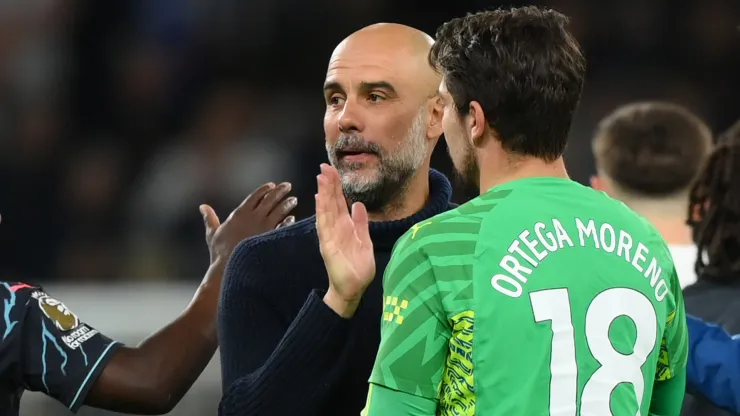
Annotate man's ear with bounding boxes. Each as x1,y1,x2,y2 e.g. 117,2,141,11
468,100,486,148
426,95,444,141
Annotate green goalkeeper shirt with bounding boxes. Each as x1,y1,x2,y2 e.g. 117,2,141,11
362,177,688,416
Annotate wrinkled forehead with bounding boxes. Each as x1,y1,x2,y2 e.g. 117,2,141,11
325,42,418,95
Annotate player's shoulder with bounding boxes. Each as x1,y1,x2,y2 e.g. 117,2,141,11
0,281,41,307
392,202,490,257
0,282,42,336
0,281,40,296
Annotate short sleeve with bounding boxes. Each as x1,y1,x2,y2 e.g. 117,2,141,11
656,267,689,381
362,383,438,416
368,230,450,400
21,289,122,412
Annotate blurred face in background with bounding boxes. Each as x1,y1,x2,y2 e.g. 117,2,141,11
323,27,438,212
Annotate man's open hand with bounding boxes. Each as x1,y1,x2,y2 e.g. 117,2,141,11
201,182,297,264
315,164,375,318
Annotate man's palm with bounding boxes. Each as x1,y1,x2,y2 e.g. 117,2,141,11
316,164,375,303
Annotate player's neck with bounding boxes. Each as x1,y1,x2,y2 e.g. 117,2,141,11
478,155,569,194
633,210,693,246
618,195,693,245
368,167,430,222
651,220,694,246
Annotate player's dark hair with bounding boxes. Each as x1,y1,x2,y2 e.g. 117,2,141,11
429,6,586,161
593,102,713,197
689,119,740,280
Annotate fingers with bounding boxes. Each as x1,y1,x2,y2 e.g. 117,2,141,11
316,174,333,245
255,182,296,229
268,196,298,225
199,204,220,233
276,216,295,229
317,172,334,225
231,182,296,228
351,202,372,247
320,163,348,217
236,182,277,212
256,182,292,213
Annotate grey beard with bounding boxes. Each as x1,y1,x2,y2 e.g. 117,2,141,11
340,163,416,213
326,107,428,213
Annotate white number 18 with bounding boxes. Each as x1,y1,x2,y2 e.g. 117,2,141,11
530,288,658,415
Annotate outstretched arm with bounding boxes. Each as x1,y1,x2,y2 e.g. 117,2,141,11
84,263,223,414
84,182,296,414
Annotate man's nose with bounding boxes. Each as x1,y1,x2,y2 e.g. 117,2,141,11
337,100,365,134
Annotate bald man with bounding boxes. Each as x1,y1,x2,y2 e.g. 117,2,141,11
217,24,456,416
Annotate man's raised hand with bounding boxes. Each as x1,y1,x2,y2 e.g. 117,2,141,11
315,164,375,318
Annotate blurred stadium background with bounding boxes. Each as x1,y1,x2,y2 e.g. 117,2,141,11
1,0,738,414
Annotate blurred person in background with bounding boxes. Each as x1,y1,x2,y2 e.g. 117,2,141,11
682,119,740,416
218,23,455,416
128,82,291,280
0,184,295,415
590,102,713,288
56,142,128,282
0,101,65,282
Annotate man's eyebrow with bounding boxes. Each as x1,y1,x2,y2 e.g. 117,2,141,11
323,81,343,93
357,81,397,95
323,80,399,97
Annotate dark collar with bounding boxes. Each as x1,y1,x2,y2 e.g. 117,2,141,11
368,169,454,250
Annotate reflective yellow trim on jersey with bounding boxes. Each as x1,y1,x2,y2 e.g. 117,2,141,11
666,310,676,325
410,221,433,239
656,337,673,381
383,296,409,325
439,310,476,415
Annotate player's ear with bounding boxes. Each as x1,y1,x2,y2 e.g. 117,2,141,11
468,100,486,148
426,95,444,141
590,175,606,192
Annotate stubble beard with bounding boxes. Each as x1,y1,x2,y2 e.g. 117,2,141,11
326,109,428,213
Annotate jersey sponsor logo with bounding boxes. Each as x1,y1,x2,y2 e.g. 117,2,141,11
383,296,408,325
31,291,81,332
60,324,99,350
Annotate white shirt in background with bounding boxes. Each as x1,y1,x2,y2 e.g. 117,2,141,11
669,244,698,288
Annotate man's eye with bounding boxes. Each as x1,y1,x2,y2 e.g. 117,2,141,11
329,95,345,105
368,93,384,102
